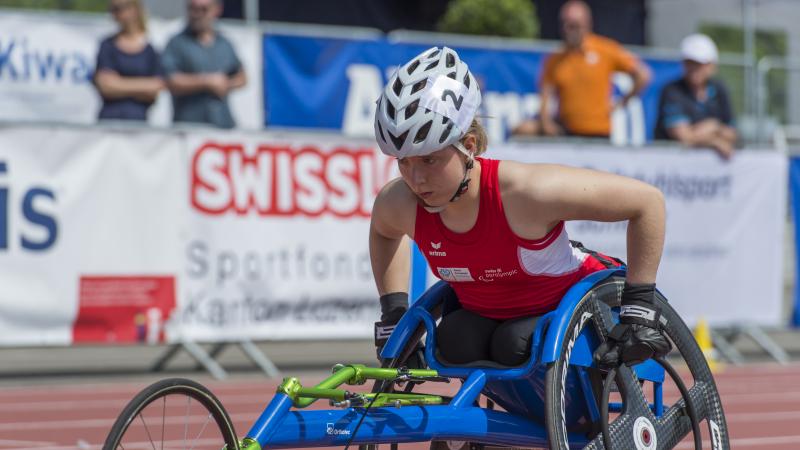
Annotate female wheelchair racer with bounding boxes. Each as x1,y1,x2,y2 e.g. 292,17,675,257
102,47,729,450
367,46,728,448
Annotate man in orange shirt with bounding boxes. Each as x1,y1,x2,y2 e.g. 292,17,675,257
515,0,650,138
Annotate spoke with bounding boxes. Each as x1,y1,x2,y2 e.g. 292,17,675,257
189,412,214,450
653,403,696,449
161,396,166,450
138,413,159,450
617,366,651,416
591,299,616,336
184,395,191,448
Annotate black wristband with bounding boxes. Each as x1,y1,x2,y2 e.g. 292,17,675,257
379,292,409,321
620,282,660,327
621,282,656,305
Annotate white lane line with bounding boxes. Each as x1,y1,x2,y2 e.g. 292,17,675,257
726,410,800,422
14,437,221,450
0,411,256,431
675,434,800,449
0,439,57,446
717,391,800,405
0,393,270,413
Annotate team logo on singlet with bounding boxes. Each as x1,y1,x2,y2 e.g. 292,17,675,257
479,267,519,282
437,267,473,282
429,241,447,257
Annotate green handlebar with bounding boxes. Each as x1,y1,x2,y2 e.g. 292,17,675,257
276,364,443,408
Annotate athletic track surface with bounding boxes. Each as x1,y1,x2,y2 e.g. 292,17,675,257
1,362,798,449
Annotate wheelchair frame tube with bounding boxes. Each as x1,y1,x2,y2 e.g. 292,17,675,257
245,392,293,448
249,405,588,449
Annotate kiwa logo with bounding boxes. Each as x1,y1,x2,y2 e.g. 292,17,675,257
191,142,396,217
0,37,93,84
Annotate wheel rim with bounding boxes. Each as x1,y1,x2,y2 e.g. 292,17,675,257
105,380,238,450
546,277,730,450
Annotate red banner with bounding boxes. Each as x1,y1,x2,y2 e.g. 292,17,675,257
73,276,176,343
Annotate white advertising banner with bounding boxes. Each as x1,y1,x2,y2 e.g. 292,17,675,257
0,125,788,346
0,11,263,129
489,144,787,326
175,132,396,341
0,126,183,345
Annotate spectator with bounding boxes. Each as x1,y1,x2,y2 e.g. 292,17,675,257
94,0,164,122
513,0,650,138
655,34,737,159
161,0,247,129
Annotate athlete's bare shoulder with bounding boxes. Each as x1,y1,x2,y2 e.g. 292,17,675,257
371,177,417,239
496,159,558,201
496,160,573,233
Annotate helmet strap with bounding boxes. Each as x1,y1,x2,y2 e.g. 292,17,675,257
448,141,474,203
421,141,475,213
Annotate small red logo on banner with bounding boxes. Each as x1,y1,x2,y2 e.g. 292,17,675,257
73,276,176,344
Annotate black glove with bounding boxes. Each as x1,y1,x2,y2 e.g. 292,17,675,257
374,292,425,368
594,282,672,367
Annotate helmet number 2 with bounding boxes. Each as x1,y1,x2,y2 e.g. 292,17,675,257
441,90,464,111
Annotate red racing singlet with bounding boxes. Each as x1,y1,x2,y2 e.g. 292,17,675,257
413,158,614,320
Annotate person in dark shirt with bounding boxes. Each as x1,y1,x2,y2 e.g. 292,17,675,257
94,0,165,122
655,34,737,159
161,0,247,129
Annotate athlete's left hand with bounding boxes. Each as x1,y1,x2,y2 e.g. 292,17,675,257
594,282,672,367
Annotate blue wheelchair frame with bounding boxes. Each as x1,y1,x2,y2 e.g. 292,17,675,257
243,269,665,449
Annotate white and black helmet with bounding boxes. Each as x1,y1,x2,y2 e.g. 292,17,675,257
374,46,482,158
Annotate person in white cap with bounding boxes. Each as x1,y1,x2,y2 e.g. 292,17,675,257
370,47,670,369
655,33,737,159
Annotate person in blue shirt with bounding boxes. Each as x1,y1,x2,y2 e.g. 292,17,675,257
655,34,737,159
94,0,165,122
161,0,247,129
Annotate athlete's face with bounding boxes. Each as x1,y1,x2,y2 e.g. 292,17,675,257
397,146,466,207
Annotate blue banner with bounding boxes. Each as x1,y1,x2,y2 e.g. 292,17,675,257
264,33,683,143
790,157,800,327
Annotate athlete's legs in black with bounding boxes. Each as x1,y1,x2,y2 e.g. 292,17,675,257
437,308,499,364
490,315,540,366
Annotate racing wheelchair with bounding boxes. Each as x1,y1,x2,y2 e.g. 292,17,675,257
103,268,729,450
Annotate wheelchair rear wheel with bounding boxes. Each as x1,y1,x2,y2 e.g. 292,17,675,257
103,377,239,450
544,276,729,450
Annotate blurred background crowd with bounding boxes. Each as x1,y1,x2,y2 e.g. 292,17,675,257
0,0,799,376
2,0,798,149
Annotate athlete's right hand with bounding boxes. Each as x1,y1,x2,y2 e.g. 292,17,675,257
374,292,425,368
374,307,405,360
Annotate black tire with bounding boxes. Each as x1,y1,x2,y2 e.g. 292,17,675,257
544,276,730,450
103,377,239,450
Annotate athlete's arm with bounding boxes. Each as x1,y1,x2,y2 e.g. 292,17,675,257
508,162,665,284
369,179,416,295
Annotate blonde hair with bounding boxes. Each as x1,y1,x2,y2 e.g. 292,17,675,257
460,118,488,156
113,0,148,32
132,0,147,32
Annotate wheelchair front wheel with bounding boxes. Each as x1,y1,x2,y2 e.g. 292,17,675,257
544,276,729,450
103,377,239,450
